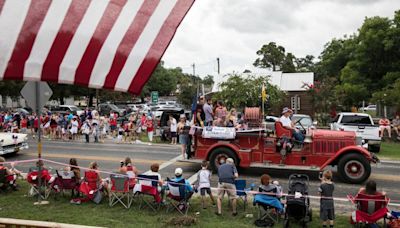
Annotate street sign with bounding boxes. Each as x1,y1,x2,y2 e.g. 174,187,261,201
151,91,159,104
20,81,53,109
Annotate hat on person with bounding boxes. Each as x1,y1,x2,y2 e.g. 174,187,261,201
281,107,293,114
175,168,183,176
226,158,234,164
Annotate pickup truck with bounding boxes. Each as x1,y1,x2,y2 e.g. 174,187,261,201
330,112,381,152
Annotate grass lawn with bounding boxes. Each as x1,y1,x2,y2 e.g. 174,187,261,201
0,182,357,228
378,142,400,160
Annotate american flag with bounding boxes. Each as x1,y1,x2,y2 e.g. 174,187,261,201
0,0,194,94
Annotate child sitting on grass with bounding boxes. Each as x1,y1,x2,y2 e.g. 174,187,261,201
196,161,215,209
319,170,335,228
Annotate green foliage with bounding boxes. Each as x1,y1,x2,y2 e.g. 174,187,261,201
213,73,285,111
254,42,315,73
281,52,296,73
316,10,400,110
253,42,286,71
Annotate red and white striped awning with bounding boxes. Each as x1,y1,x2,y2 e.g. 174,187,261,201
0,0,194,94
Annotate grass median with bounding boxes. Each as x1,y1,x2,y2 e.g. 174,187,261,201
0,182,359,228
379,142,400,161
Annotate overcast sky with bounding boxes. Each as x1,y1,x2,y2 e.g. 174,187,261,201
162,0,400,78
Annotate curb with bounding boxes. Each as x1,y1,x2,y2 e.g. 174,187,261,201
379,159,400,164
0,218,104,228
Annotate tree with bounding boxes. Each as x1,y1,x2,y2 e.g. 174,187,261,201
295,55,315,72
281,53,296,73
253,42,286,71
213,73,285,111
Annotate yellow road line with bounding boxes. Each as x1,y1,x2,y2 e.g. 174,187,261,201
24,152,192,167
24,152,164,165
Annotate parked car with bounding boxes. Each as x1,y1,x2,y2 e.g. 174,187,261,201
127,104,149,112
16,108,30,115
265,116,278,131
158,107,188,141
0,133,29,155
98,103,125,117
50,105,84,116
359,105,377,112
330,112,381,152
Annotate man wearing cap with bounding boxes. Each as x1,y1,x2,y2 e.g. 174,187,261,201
216,157,238,216
279,107,304,143
171,168,194,200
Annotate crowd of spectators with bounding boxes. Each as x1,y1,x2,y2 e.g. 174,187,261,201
0,108,158,145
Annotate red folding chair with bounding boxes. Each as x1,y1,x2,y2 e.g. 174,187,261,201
109,174,132,209
27,167,52,199
76,171,101,203
348,193,390,227
51,170,79,198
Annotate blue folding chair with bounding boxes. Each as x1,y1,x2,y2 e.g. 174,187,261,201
235,179,248,211
166,178,191,215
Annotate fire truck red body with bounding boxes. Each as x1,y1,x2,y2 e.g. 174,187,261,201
192,122,378,184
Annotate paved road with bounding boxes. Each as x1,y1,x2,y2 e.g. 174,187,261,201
4,139,400,212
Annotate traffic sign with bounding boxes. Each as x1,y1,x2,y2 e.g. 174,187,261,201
151,91,158,104
20,81,53,109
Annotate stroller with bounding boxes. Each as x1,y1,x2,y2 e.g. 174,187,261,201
284,174,312,228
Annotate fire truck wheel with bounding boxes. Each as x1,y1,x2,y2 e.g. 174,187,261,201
209,147,238,172
338,153,371,184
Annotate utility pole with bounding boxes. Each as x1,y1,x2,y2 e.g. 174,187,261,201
217,57,220,74
192,63,195,76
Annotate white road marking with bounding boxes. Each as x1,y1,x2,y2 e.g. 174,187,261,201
144,155,181,175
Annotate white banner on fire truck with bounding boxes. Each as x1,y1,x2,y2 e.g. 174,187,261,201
202,127,236,139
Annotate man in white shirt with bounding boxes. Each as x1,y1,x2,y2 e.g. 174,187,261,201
169,115,177,144
279,107,304,143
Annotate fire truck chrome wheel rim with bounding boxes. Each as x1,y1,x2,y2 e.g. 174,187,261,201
344,160,364,179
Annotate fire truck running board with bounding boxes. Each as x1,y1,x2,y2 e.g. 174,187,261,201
249,163,320,171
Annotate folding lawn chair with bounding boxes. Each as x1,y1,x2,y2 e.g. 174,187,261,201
52,170,79,198
27,167,52,199
134,174,161,212
254,194,284,224
109,174,132,209
0,168,11,192
348,193,390,227
166,178,190,215
235,179,248,211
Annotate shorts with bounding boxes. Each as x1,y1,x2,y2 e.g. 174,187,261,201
217,182,237,200
320,207,335,221
179,134,188,145
200,187,211,196
110,125,116,131
171,132,177,137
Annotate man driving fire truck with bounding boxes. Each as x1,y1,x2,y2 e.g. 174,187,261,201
279,107,305,143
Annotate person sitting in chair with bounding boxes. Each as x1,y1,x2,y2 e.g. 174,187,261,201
171,168,194,200
279,107,304,143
